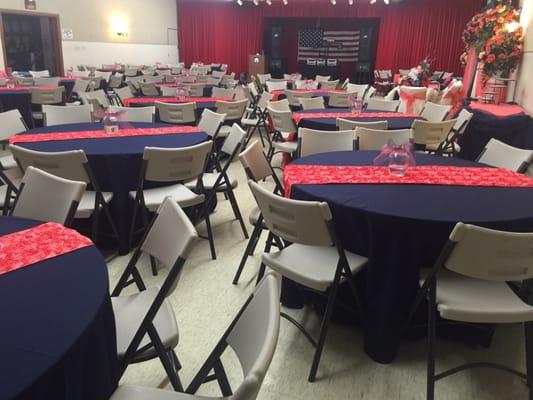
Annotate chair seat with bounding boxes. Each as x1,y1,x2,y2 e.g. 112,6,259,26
217,125,231,137
262,244,367,292
76,191,114,218
185,172,238,191
112,287,179,360
242,117,259,126
0,155,17,170
111,384,210,400
273,141,297,154
129,184,205,211
0,184,15,207
420,268,533,323
425,142,461,153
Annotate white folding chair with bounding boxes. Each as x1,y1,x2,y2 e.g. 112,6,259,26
42,105,92,126
109,106,155,123
336,118,388,131
328,91,356,108
111,271,281,400
0,109,28,170
266,107,298,161
155,102,197,125
11,166,86,227
420,102,452,122
315,75,331,82
355,127,412,150
412,120,457,154
298,127,355,157
265,80,288,92
365,98,400,112
299,96,326,110
477,138,533,173
319,80,339,90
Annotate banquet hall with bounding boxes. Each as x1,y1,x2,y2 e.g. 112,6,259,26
1,0,533,399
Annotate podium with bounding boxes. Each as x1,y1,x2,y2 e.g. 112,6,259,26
249,54,266,76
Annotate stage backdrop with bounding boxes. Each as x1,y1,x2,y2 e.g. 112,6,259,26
177,0,483,77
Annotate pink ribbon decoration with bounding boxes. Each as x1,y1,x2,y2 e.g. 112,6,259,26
373,142,416,167
399,91,426,113
0,222,93,276
283,164,533,198
9,126,203,144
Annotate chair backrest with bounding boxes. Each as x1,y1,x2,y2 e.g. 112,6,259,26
108,75,124,89
336,118,388,131
139,82,160,96
355,127,412,150
31,87,64,105
398,86,427,114
33,77,60,87
212,87,235,99
216,99,248,121
11,166,86,226
256,73,272,85
115,86,134,104
477,138,533,173
267,108,297,134
155,101,196,124
225,272,281,400
187,85,205,97
346,83,368,99
142,141,212,182
295,80,319,90
453,109,473,134
198,109,227,137
211,70,225,79
328,91,356,108
299,128,354,157
266,99,290,112
265,81,288,92
29,70,50,78
0,109,27,141
420,102,452,122
315,75,331,82
124,67,139,77
285,90,314,107
257,92,273,111
85,89,110,108
160,86,178,97
319,80,339,90
366,86,376,99
109,105,155,123
248,180,333,246
143,75,163,84
72,79,90,95
239,140,274,182
444,222,533,282
42,105,92,126
10,145,91,183
299,96,325,110
220,124,247,156
15,76,34,86
365,98,399,112
411,119,456,148
141,197,199,270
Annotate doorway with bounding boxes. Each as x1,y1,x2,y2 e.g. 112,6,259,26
0,10,64,75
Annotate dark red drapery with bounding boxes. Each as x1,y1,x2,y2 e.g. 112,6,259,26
177,0,482,76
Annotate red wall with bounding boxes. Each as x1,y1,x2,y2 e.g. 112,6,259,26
177,0,483,77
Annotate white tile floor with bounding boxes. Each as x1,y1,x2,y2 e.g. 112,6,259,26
107,145,530,399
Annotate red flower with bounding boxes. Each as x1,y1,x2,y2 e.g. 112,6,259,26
487,54,496,63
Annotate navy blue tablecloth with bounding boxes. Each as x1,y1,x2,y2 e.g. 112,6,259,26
290,151,533,363
296,108,418,131
0,90,33,127
458,108,533,161
16,122,209,253
0,216,118,400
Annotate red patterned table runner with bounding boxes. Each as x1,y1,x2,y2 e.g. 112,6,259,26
0,222,92,276
293,112,419,125
0,85,55,92
9,126,203,144
284,165,533,197
271,89,346,101
123,97,230,106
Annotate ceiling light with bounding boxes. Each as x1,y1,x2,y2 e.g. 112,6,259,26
236,0,243,5
349,0,354,4
370,0,376,3
253,0,259,4
384,0,389,4
331,0,337,4
283,0,288,5
266,0,272,4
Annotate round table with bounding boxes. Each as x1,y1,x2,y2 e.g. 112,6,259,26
15,122,209,253
296,108,419,131
0,216,118,399
289,151,533,363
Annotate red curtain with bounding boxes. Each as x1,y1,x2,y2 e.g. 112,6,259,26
177,0,482,76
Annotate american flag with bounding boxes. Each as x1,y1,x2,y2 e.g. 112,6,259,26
298,29,360,63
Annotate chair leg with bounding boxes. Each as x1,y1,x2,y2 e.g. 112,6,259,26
101,198,120,241
525,322,533,400
308,279,341,382
225,188,248,239
203,202,216,260
128,200,140,248
427,282,437,400
256,232,276,285
91,205,100,244
233,224,262,285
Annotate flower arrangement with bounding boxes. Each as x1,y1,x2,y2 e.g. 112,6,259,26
461,1,523,82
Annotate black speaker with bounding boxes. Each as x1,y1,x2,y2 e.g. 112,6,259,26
358,27,373,62
269,58,286,79
271,26,282,59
